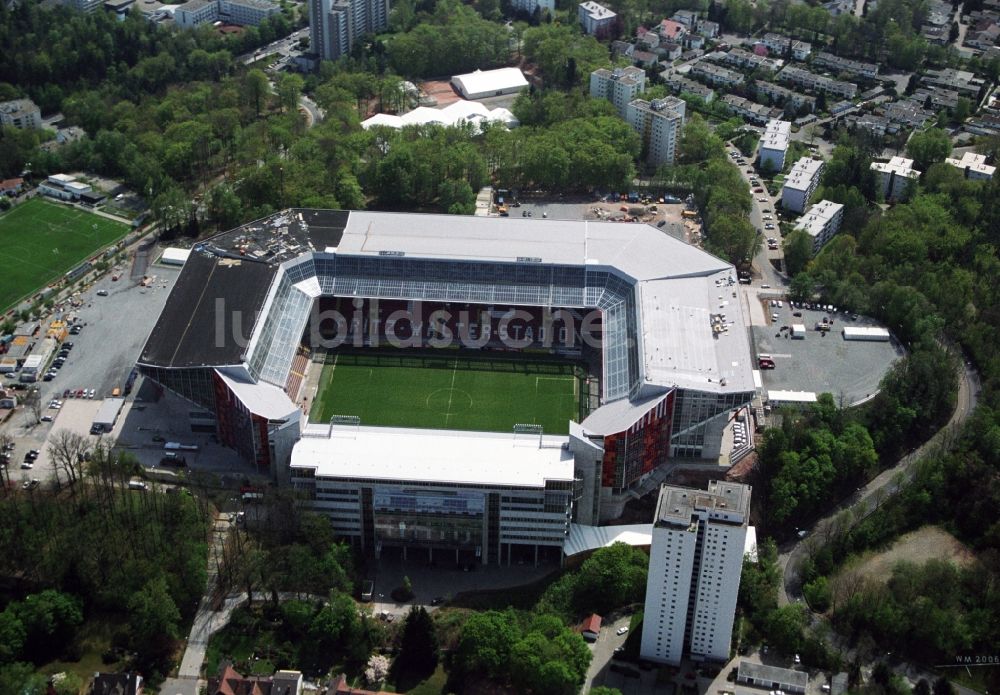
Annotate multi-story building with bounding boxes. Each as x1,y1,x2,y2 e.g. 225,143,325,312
781,156,824,213
61,0,104,12
759,119,791,171
922,68,985,97
759,32,790,54
578,1,617,36
0,99,42,130
812,51,879,79
626,97,686,167
690,61,745,88
671,9,698,27
778,65,858,99
793,199,844,253
174,0,281,27
871,156,921,201
716,47,782,73
590,66,647,117
944,151,996,180
722,94,781,125
877,100,933,131
310,0,389,61
754,82,816,113
698,19,719,38
791,40,812,61
510,0,554,16
640,481,751,665
662,73,715,103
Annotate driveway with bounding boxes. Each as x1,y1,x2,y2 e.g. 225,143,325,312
583,614,634,692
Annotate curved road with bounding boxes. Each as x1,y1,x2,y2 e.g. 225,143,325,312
777,357,980,606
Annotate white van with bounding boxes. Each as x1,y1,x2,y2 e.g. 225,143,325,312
128,480,149,491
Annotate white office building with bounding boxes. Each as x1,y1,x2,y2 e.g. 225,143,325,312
944,151,995,181
640,481,751,665
871,156,920,202
174,0,280,27
590,66,647,117
793,199,844,254
309,0,389,61
626,97,686,167
759,119,791,172
578,1,617,36
781,157,824,213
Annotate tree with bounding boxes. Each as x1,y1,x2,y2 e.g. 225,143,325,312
242,69,271,119
127,576,181,656
782,229,815,276
452,610,520,681
678,115,725,164
364,654,390,686
396,606,438,678
905,128,951,171
47,429,90,488
0,610,26,664
277,73,304,114
764,604,807,654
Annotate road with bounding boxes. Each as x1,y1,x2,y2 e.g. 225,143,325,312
299,94,323,127
724,141,785,290
777,356,979,606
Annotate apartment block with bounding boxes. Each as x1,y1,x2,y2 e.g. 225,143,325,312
781,157,824,213
793,199,845,253
0,99,42,130
717,47,782,72
591,66,647,117
662,73,715,103
871,156,921,201
778,65,858,99
759,32,791,54
791,40,812,60
722,94,781,125
812,51,879,79
626,97,686,167
640,481,751,665
759,119,791,171
579,1,617,36
61,0,104,12
310,0,389,61
922,68,985,97
690,61,745,88
944,151,996,180
755,82,816,113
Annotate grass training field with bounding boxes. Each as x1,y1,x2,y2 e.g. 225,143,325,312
0,197,130,312
310,351,584,434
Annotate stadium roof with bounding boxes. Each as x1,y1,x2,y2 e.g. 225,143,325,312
292,423,574,487
451,68,529,97
564,523,653,556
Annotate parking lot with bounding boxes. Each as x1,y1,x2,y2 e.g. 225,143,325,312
752,303,904,405
2,260,181,487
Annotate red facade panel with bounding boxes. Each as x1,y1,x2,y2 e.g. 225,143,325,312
600,389,676,489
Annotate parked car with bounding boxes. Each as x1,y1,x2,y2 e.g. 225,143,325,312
617,626,629,636
96,289,108,297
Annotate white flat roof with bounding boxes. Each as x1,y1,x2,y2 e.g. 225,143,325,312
564,523,652,556
361,101,517,131
794,200,843,236
216,368,300,421
782,157,823,192
767,389,817,403
945,151,996,176
292,424,574,487
871,156,920,179
451,68,528,96
161,247,192,265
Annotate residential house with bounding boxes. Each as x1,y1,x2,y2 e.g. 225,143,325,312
208,664,305,695
0,98,42,130
755,82,816,113
658,18,687,43
922,68,985,97
272,671,304,695
637,26,660,48
0,177,24,196
579,1,617,36
697,19,719,38
852,113,892,136
830,99,855,114
811,52,879,79
658,42,683,60
510,0,555,15
723,94,782,125
871,156,921,201
632,50,659,68
690,61,745,88
90,672,143,695
910,86,961,111
877,100,933,131
778,65,858,98
794,200,845,253
611,40,634,59
671,9,698,27
327,675,393,695
944,151,996,180
685,33,705,49
791,40,812,60
718,46,782,72
662,72,716,102
759,32,791,54
39,173,92,201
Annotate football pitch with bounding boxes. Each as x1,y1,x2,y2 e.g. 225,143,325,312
310,352,584,434
0,197,130,312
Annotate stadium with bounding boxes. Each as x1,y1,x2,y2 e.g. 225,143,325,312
137,209,755,564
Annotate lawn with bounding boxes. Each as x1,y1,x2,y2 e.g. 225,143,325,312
0,197,130,312
310,351,583,434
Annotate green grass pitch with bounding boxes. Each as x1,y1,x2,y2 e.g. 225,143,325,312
310,352,583,434
0,197,131,312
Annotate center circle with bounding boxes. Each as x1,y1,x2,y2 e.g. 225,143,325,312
425,388,473,414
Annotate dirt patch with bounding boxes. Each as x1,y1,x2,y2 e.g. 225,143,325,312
830,526,976,606
418,79,462,107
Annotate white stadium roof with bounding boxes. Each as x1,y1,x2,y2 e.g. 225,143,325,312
361,101,519,131
564,523,653,556
292,424,574,487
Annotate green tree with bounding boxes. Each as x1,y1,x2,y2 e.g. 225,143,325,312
0,610,25,664
782,229,815,276
277,72,305,114
905,128,951,171
396,606,438,678
242,69,271,119
127,576,181,656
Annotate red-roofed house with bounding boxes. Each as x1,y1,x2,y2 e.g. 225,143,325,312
208,664,272,695
658,19,687,42
0,177,24,196
581,613,603,641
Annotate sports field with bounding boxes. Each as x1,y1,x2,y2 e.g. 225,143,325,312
310,352,583,434
0,197,130,312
